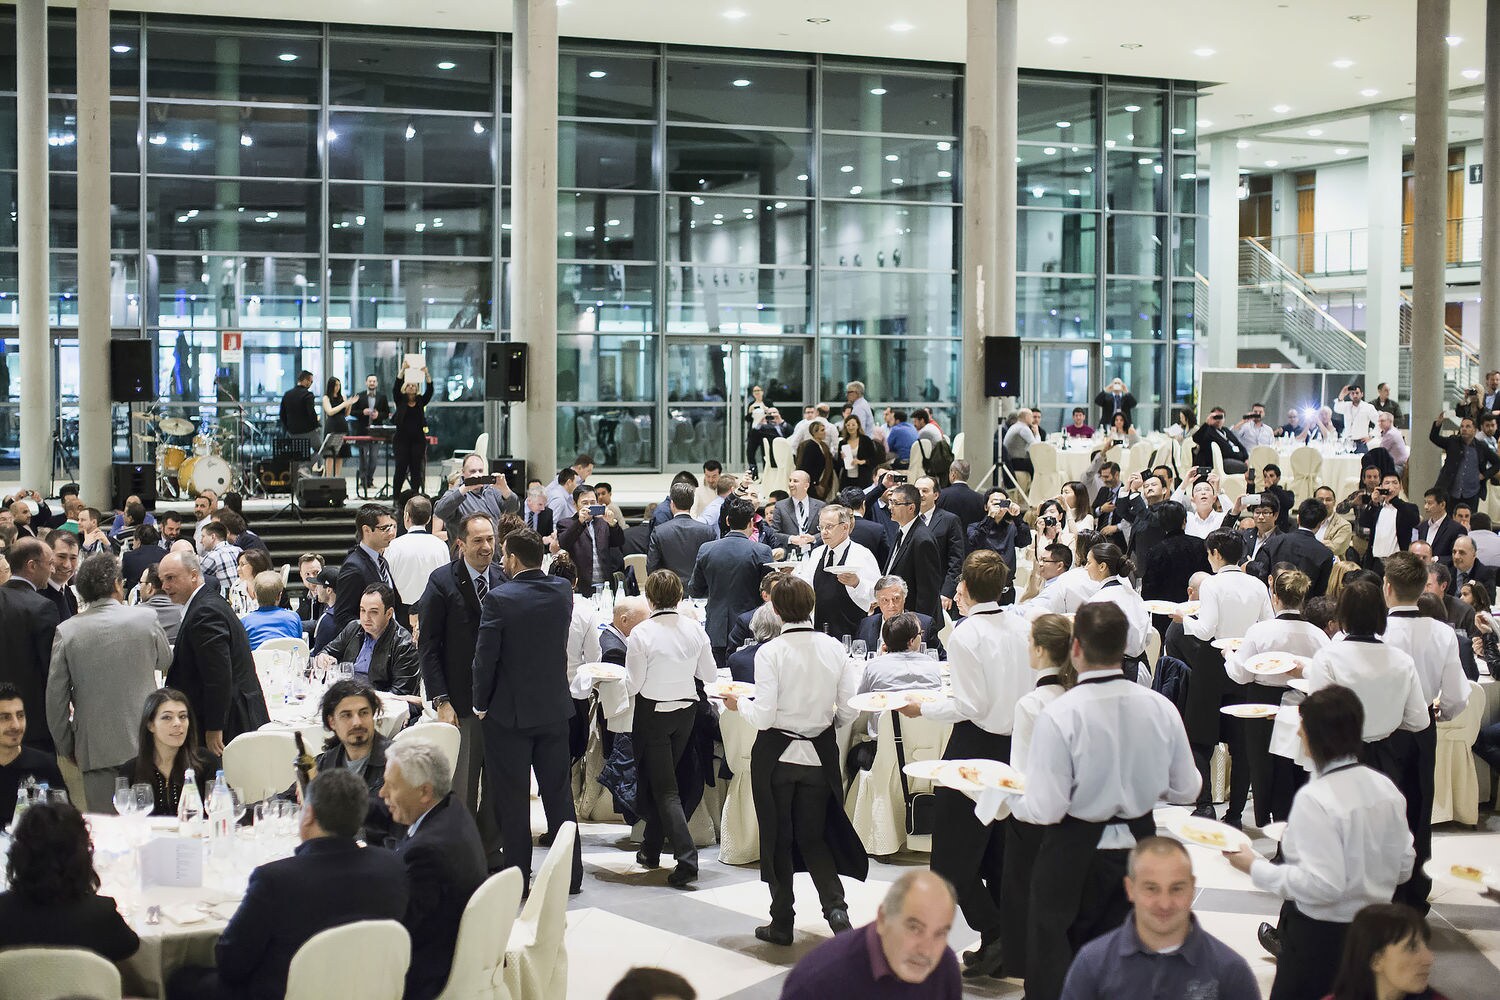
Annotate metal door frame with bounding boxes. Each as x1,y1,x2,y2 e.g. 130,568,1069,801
662,336,814,471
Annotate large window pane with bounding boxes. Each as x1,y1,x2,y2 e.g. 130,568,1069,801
821,70,959,136
154,328,321,406
48,175,139,250
1019,81,1097,145
48,99,139,173
820,134,958,203
1017,145,1096,209
329,339,488,401
1170,218,1199,278
1105,90,1164,149
1172,281,1204,340
47,21,141,96
667,266,809,334
560,52,657,120
148,179,320,253
666,196,808,266
38,253,141,329
147,104,319,179
148,29,321,104
666,127,811,197
819,271,957,337
1104,279,1162,340
1172,91,1198,149
559,121,654,191
329,112,495,186
328,184,492,256
819,338,959,404
1106,150,1164,213
149,255,319,331
1019,211,1097,275
1105,214,1160,276
560,334,657,402
1017,276,1097,340
560,192,658,261
559,263,656,332
666,60,811,129
1173,155,1198,215
329,259,493,331
820,203,955,271
1101,341,1165,429
329,38,494,112
560,405,656,469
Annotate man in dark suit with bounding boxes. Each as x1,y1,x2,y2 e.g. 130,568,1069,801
1451,535,1495,594
1241,495,1282,566
157,551,270,756
914,476,966,610
1246,499,1336,598
1192,407,1249,473
1094,377,1136,428
1356,474,1422,569
418,512,505,859
1417,488,1466,564
1259,464,1296,534
335,504,399,633
648,482,718,583
349,372,391,494
314,680,393,799
1427,562,1477,635
880,483,945,621
168,768,408,1000
689,497,773,666
855,575,943,653
555,484,624,596
770,471,825,546
471,528,582,892
43,530,80,622
381,741,487,1000
1,538,60,753
727,575,776,651
838,488,891,568
295,554,327,635
935,459,986,532
277,369,321,452
318,584,422,699
1428,414,1500,513
518,487,555,540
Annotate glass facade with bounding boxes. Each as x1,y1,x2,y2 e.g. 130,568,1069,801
0,11,1201,475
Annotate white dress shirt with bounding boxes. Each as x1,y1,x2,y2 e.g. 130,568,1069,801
1249,756,1415,923
918,603,1033,734
1083,576,1151,660
1233,420,1277,450
566,593,602,685
1010,670,1066,773
1335,399,1379,442
384,527,450,608
739,623,860,765
624,609,717,704
1010,670,1201,847
1053,567,1103,613
1183,507,1228,539
1226,612,1330,762
1184,565,1273,642
886,519,916,575
1303,636,1431,741
794,537,879,611
1380,607,1471,720
1371,504,1400,559
856,650,943,735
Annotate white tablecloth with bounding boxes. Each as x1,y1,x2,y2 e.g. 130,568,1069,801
262,691,411,741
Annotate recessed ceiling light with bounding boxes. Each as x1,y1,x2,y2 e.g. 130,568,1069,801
1123,104,1141,113
890,22,914,32
796,173,808,181
589,70,607,78
1047,34,1067,45
884,153,899,161
1197,119,1213,128
1056,120,1071,128
1236,140,1250,150
278,52,298,62
1120,42,1142,50
936,141,952,151
111,44,131,54
723,9,747,19
1332,58,1355,69
840,164,854,173
1044,147,1057,155
849,185,863,194
1361,88,1379,97
1447,35,1463,46
1137,157,1153,165
1335,148,1350,155
1171,127,1186,135
437,61,457,70
1193,47,1215,57
890,178,903,185
1272,104,1291,113
936,170,952,178
1307,128,1323,136
732,79,751,87
1265,160,1279,167
1463,68,1482,80
806,17,829,23
869,88,887,95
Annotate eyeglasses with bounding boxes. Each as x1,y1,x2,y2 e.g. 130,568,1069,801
888,500,916,508
375,523,396,532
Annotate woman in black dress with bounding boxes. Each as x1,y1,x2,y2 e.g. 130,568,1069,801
393,364,434,497
120,688,217,817
794,419,837,499
837,414,880,490
321,376,354,478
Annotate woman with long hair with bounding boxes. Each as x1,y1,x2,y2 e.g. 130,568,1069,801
1059,481,1094,534
1079,541,1150,678
1327,903,1444,1000
121,688,217,817
392,362,434,496
231,545,288,616
0,802,139,960
321,376,353,478
837,414,880,491
1461,579,1500,663
794,419,837,499
1107,411,1140,447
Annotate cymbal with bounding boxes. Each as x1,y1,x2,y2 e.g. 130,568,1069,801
159,417,195,436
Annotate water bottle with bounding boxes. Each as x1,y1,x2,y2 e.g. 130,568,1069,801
207,771,234,840
177,768,204,836
11,786,28,829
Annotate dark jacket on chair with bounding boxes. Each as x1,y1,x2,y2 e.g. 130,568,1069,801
0,891,139,962
164,586,269,744
393,794,488,1000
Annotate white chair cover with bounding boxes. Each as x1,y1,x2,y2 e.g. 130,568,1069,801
908,439,929,481
435,868,524,1000
1288,447,1324,503
0,948,121,1000
1027,441,1063,505
623,553,648,591
222,730,298,802
285,919,410,1000
1210,443,1247,499
257,636,310,674
846,713,950,856
1433,683,1487,826
952,431,966,464
770,437,794,487
1145,629,1162,672
393,722,463,777
1248,445,1280,473
503,822,575,1000
717,708,761,864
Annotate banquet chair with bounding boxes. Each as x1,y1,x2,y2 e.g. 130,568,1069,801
285,919,410,1000
1248,444,1280,474
1027,441,1063,506
1144,630,1162,678
0,947,121,1000
222,731,299,802
758,438,789,495
770,436,794,484
1147,438,1175,477
1209,443,1246,499
952,431,966,464
846,713,951,856
623,553,648,594
393,722,462,778
1432,683,1487,827
908,438,929,481
1287,447,1323,503
717,707,761,864
502,821,575,1000
435,867,524,1000
258,635,310,670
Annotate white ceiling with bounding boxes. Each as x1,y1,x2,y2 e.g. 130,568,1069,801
32,0,1495,171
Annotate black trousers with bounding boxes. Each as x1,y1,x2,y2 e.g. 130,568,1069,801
357,437,379,488
1269,900,1347,1000
1191,722,1251,818
1370,727,1436,911
634,700,698,873
931,723,1011,944
1239,683,1287,826
767,763,845,925
998,818,1043,978
482,718,583,890
568,697,590,762
1268,754,1309,823
392,433,426,496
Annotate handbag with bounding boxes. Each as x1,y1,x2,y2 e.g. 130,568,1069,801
891,712,936,836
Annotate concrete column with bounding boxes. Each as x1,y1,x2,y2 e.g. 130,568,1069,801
1409,0,1451,496
76,0,112,506
1206,135,1240,369
961,0,1016,474
1366,110,1403,403
509,0,558,471
1482,0,1500,375
17,0,52,492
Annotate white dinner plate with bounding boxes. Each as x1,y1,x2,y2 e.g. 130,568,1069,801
1286,678,1313,694
1177,601,1201,616
1212,637,1246,652
1142,600,1179,616
1220,703,1280,720
705,680,754,699
1171,814,1253,852
578,661,626,683
1423,858,1500,891
1243,652,1306,676
764,561,799,571
901,760,948,781
848,691,910,712
937,759,1026,794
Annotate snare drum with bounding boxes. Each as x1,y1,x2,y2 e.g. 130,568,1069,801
161,445,187,473
192,434,213,456
188,455,234,495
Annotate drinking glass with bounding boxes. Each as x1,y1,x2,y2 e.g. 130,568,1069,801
841,635,852,654
132,784,154,818
46,788,69,805
113,777,133,816
849,639,867,659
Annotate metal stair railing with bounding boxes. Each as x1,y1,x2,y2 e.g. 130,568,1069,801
1239,238,1366,371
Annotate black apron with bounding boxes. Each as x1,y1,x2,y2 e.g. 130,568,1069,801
1098,579,1149,682
812,543,866,641
1238,613,1302,825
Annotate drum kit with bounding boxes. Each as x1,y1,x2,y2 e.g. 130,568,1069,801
134,411,238,499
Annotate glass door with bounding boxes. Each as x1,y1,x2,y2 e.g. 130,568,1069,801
665,339,809,471
1021,341,1096,437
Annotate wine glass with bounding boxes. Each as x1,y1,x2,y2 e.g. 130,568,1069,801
112,777,133,816
849,639,867,660
132,784,155,818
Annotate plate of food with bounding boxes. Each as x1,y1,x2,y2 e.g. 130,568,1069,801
902,690,942,706
901,759,948,782
939,759,1026,794
763,561,800,571
1212,637,1246,653
849,691,908,712
1220,703,1281,720
1172,813,1253,852
706,681,755,700
1177,601,1201,616
1243,652,1305,676
578,661,626,683
1143,600,1180,616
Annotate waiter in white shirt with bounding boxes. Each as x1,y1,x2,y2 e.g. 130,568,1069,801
1226,686,1414,1000
722,575,865,945
898,550,1033,979
624,570,718,889
1334,384,1379,452
1078,542,1151,681
1379,552,1470,912
1003,602,1199,1000
793,505,878,642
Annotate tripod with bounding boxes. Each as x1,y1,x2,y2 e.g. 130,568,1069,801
268,433,322,523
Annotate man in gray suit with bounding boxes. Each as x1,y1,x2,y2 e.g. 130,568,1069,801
47,553,171,811
689,497,773,666
770,471,825,551
647,482,718,583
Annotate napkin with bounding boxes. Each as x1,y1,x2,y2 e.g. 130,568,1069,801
972,786,1016,825
161,904,208,925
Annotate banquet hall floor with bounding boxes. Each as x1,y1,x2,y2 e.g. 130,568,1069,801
545,801,1500,999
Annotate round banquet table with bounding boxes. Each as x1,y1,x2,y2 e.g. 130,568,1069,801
261,689,412,743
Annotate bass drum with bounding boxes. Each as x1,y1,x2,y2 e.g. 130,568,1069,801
175,456,199,491
187,455,234,496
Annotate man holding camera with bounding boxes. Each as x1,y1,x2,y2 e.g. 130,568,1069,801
1356,472,1422,572
1334,385,1379,453
1231,403,1275,450
434,453,521,530
1428,412,1500,516
554,485,624,597
966,491,1032,581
